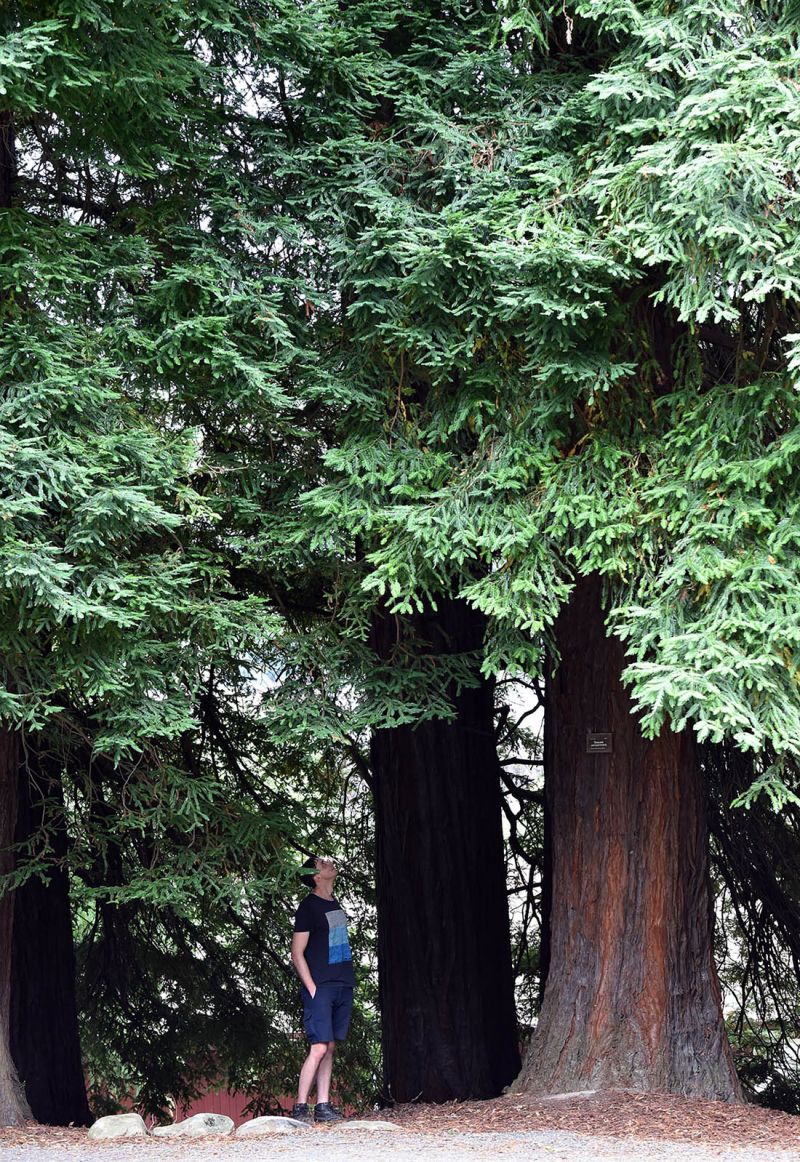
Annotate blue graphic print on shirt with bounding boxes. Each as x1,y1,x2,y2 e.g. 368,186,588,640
293,894,355,986
326,909,352,965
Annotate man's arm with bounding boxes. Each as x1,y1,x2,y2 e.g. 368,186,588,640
291,931,316,995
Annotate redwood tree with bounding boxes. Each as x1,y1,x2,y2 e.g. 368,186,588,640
5,0,800,1118
273,0,534,1102
370,600,520,1102
514,575,740,1099
298,0,800,1101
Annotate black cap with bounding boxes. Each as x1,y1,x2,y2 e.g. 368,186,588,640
299,855,319,890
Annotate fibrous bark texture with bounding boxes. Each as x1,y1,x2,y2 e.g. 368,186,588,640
10,749,91,1125
0,728,33,1126
515,574,741,1101
370,598,520,1103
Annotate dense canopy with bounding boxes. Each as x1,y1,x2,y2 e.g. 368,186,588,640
1,0,800,1126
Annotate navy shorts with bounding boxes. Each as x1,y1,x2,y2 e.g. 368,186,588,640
301,983,353,1044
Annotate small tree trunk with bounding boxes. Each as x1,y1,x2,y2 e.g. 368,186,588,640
0,728,33,1126
514,574,741,1100
0,105,34,1128
0,110,15,212
10,749,91,1125
370,598,520,1103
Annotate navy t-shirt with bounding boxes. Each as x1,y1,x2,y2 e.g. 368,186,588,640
293,893,355,987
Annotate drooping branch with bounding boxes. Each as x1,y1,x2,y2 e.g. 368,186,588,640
704,742,800,1109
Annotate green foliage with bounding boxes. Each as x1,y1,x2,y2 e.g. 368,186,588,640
1,2,254,750
1,0,391,1115
6,0,800,1118
71,727,380,1118
707,741,800,1112
280,0,800,791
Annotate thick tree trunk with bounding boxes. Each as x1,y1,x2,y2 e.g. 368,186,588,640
0,728,33,1126
515,574,741,1100
370,598,520,1103
10,749,91,1125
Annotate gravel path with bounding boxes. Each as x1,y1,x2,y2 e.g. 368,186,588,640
3,1128,800,1162
5,1093,800,1161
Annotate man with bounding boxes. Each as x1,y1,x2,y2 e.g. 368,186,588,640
290,855,354,1125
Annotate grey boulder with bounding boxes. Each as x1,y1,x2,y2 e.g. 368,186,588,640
236,1116,306,1136
152,1113,234,1137
87,1113,149,1140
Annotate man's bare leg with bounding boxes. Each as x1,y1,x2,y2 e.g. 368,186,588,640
298,1042,328,1104
314,1042,336,1104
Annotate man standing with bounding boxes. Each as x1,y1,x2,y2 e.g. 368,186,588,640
290,856,354,1125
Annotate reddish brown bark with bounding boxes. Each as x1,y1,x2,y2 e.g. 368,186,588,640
515,575,741,1100
370,598,520,1103
0,728,33,1126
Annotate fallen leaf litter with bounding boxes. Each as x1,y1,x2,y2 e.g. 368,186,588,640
1,1091,799,1155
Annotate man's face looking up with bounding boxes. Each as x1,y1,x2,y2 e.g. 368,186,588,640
314,857,337,885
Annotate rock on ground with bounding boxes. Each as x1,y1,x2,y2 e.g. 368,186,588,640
86,1113,148,1140
235,1116,304,1136
152,1113,233,1137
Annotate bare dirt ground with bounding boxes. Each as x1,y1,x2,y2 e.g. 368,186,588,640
1,1091,799,1161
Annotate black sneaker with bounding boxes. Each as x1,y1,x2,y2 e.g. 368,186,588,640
314,1101,343,1123
290,1102,313,1126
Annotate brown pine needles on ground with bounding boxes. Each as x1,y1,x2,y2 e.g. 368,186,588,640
367,1091,800,1150
1,1091,799,1152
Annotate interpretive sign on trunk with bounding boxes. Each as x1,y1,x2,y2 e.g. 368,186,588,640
586,733,613,755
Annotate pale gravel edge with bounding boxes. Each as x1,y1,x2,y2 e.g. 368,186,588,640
3,1129,800,1162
